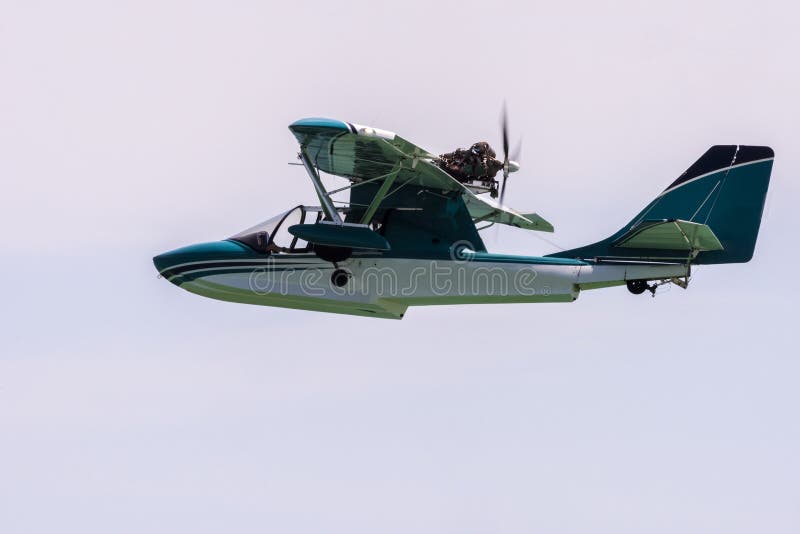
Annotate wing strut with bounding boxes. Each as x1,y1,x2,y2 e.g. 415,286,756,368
360,163,401,225
298,150,343,225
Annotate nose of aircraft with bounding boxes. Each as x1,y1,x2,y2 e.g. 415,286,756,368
153,240,257,284
152,250,177,275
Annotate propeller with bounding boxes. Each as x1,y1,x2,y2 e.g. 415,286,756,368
500,104,510,204
511,137,522,165
493,103,523,244
498,104,523,205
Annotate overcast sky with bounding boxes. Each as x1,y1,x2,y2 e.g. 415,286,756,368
1,1,798,533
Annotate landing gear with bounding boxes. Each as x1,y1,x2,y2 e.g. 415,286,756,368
315,245,353,287
627,276,691,297
331,268,351,288
626,279,649,295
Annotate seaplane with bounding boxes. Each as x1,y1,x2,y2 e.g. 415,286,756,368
153,115,774,319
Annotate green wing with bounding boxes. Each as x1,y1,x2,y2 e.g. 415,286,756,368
289,118,554,232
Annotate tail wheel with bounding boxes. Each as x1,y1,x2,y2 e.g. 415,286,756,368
626,279,649,295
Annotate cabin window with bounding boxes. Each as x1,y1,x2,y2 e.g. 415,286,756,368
229,206,318,254
271,207,303,250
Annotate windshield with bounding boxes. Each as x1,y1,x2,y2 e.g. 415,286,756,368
230,206,321,253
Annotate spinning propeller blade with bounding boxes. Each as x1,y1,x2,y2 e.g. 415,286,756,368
511,137,522,164
500,104,511,204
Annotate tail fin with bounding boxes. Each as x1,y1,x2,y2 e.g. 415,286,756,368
549,145,774,264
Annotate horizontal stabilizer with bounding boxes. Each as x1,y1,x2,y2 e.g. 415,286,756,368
613,219,723,252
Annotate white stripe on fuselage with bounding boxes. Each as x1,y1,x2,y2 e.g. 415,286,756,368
162,255,318,272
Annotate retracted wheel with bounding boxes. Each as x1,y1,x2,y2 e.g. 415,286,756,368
331,268,351,288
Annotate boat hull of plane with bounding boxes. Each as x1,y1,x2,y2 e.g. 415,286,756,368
154,242,688,319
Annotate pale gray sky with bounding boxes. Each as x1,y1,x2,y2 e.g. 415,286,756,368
1,1,798,533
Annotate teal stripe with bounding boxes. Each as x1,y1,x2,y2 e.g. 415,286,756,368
467,252,587,266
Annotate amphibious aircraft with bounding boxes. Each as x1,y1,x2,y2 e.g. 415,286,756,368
153,117,774,319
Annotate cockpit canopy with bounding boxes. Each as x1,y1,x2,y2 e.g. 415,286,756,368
230,205,326,254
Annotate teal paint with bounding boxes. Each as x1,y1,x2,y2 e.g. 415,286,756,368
466,252,587,266
348,182,486,258
153,240,261,272
288,223,391,250
549,158,773,264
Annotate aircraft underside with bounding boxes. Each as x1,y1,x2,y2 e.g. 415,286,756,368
163,252,689,320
